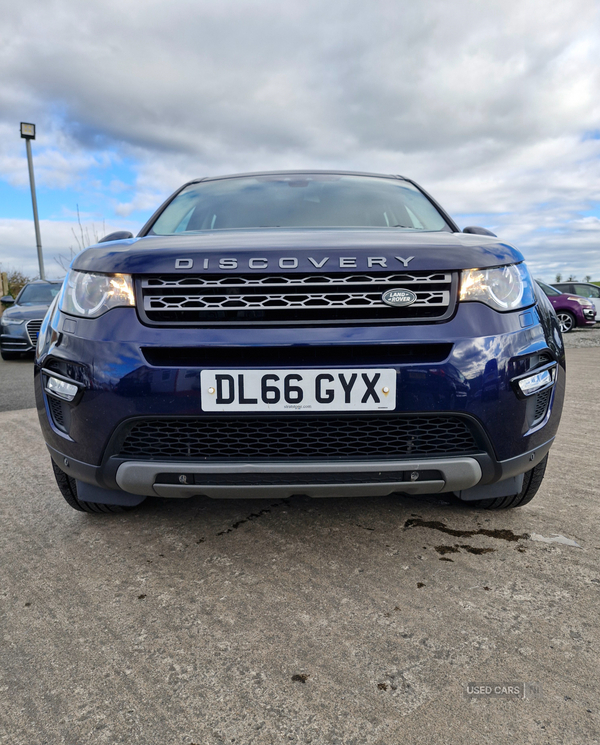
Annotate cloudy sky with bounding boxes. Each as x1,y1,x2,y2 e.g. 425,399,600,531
1,0,599,281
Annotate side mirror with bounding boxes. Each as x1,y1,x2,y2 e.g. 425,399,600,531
1,295,14,305
463,226,497,237
97,231,134,243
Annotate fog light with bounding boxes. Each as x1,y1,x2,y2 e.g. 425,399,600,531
47,376,78,401
518,369,553,396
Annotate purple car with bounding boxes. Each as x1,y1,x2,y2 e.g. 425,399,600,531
536,280,596,333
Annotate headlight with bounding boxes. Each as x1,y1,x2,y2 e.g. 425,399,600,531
459,263,535,312
59,270,135,318
1,317,25,326
567,296,593,307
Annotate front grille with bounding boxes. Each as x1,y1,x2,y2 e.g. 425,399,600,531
26,319,43,346
137,271,456,326
116,415,481,460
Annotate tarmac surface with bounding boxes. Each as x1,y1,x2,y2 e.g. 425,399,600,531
0,344,599,744
0,355,36,412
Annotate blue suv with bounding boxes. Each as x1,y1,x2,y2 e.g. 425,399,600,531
34,171,564,513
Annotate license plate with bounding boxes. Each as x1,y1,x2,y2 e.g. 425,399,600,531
200,369,396,412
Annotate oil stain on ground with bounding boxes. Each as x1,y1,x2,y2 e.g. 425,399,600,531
434,545,460,555
460,544,495,555
217,500,289,536
434,544,495,556
404,518,527,542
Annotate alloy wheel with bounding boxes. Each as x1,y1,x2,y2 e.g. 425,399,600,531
557,312,574,333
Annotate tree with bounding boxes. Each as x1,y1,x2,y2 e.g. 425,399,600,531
555,272,562,283
584,275,592,283
54,205,105,273
3,269,32,298
567,274,577,281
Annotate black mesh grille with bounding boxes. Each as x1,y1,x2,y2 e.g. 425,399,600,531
116,415,481,460
48,396,66,430
533,388,551,423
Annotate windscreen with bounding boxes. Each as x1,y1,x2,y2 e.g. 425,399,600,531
149,174,449,234
17,284,61,305
537,281,562,297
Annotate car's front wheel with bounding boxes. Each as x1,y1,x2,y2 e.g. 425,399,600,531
51,460,144,513
467,455,548,509
556,311,575,333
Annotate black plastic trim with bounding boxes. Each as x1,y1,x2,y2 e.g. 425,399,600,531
510,361,558,399
140,343,454,368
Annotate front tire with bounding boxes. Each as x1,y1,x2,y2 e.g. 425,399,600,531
467,454,548,510
51,460,143,513
557,311,575,333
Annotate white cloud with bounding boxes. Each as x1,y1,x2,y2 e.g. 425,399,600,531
0,217,139,279
0,123,104,191
570,216,600,230
0,0,599,277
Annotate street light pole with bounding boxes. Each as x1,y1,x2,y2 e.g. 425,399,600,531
20,122,45,280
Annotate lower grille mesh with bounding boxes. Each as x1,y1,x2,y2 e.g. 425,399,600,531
533,388,551,423
116,415,481,460
48,396,66,431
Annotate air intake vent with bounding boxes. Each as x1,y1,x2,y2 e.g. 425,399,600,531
533,388,552,424
115,414,481,460
48,396,67,432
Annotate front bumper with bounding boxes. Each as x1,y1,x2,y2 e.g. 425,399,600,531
0,324,36,352
582,308,596,325
114,440,555,499
46,435,554,500
36,299,565,502
116,456,482,498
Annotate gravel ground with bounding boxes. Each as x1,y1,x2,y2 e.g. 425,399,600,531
1,349,599,745
562,325,600,348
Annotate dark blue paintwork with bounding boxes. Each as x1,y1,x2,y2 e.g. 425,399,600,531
73,229,524,275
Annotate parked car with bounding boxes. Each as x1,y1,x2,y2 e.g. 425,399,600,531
1,280,63,360
536,280,596,333
553,281,600,318
35,170,565,514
